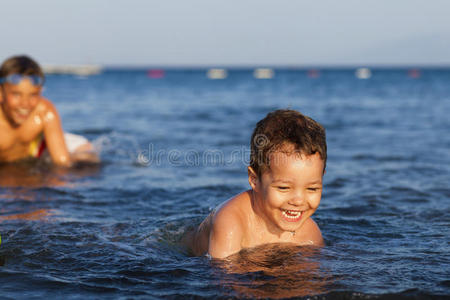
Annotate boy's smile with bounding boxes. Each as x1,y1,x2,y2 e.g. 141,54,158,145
281,209,303,222
1,79,41,127
249,149,324,236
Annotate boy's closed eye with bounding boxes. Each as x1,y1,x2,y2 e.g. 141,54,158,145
276,186,290,191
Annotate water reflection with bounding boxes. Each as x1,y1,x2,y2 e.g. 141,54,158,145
0,161,100,221
212,243,333,299
0,208,54,222
0,160,100,188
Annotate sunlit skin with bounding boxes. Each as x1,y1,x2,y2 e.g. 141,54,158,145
0,78,97,166
190,147,325,259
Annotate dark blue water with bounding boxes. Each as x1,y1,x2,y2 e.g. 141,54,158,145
0,69,449,299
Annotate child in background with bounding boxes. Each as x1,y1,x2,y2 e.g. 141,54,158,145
189,109,327,258
0,55,98,166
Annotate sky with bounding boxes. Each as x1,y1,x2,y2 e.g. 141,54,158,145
1,0,449,67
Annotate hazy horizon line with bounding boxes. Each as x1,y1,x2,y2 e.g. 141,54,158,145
42,63,450,70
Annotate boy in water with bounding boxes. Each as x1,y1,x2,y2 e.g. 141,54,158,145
190,109,326,258
0,55,98,166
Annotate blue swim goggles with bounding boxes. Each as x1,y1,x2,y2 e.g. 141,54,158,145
0,74,44,86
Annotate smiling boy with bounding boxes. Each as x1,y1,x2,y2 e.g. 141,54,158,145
190,109,327,259
0,55,98,166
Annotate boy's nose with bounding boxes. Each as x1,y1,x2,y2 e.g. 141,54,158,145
288,192,305,206
19,97,33,109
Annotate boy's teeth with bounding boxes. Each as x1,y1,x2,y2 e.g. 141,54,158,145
282,210,301,219
18,109,30,115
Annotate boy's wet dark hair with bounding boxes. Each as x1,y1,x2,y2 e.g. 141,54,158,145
250,109,327,177
0,55,44,82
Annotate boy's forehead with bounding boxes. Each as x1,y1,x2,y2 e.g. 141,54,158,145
5,80,41,92
268,149,313,165
264,151,324,175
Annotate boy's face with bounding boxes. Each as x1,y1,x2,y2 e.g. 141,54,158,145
249,149,324,235
0,78,41,127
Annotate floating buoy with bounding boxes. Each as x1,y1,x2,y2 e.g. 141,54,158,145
355,68,371,79
254,68,274,79
307,69,320,78
147,69,165,79
408,69,421,79
207,68,227,79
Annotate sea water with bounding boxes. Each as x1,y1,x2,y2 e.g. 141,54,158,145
0,69,449,299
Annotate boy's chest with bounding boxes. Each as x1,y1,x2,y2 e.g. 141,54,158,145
0,124,17,150
0,128,31,161
0,141,30,161
241,224,311,248
0,123,40,154
0,112,44,147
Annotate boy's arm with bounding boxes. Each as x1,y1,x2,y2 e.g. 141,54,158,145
208,210,243,259
41,100,72,166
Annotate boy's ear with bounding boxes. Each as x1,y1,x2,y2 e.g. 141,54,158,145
247,166,259,191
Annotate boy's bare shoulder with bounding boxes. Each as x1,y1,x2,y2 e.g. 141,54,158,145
35,97,57,115
209,191,251,258
299,217,324,246
213,192,248,230
13,98,59,140
214,191,252,227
